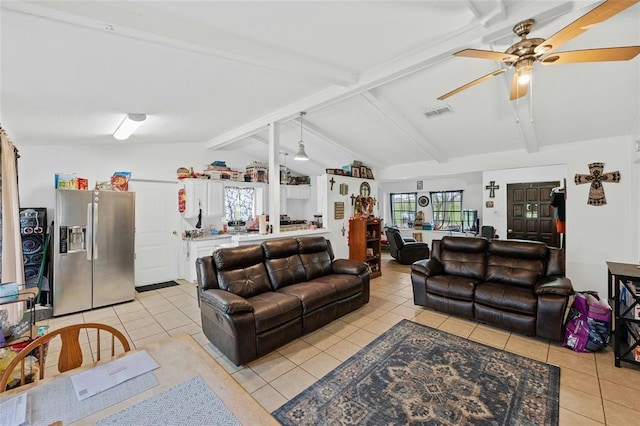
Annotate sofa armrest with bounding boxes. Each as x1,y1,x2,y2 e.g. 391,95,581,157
200,289,254,315
332,258,368,275
535,276,574,297
411,258,443,277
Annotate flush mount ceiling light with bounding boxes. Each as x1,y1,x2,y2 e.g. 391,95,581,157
294,111,309,161
113,113,147,140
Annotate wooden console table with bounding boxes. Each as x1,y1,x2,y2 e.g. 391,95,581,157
1,334,277,425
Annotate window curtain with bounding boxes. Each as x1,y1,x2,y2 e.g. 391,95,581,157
224,187,255,222
1,127,24,324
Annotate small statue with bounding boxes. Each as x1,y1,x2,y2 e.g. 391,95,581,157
414,211,424,230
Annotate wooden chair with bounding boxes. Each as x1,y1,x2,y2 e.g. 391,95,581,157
0,322,131,392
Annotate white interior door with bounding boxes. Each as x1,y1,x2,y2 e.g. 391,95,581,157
130,180,179,286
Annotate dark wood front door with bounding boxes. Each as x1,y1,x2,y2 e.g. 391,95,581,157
507,181,559,247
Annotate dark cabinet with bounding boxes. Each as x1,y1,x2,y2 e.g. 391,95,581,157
349,219,381,278
607,261,640,367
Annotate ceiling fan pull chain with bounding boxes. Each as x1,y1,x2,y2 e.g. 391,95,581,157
529,73,534,123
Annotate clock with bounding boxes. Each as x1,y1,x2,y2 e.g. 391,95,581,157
418,196,430,207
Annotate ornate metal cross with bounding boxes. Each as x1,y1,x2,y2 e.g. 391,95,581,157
485,181,500,198
329,177,335,191
574,162,620,206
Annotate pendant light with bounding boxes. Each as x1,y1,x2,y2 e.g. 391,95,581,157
294,111,309,161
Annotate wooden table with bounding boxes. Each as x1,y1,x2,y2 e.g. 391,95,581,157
1,334,278,425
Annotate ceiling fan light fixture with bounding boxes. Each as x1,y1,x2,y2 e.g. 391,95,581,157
517,72,531,85
294,111,309,161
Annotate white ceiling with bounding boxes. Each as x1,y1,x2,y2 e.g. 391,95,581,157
1,1,638,178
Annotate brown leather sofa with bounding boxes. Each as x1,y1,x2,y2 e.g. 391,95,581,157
411,236,573,341
196,236,370,365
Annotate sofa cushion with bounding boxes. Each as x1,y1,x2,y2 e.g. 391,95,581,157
248,292,302,334
486,240,546,288
278,281,338,313
298,237,332,280
214,245,273,297
475,282,537,315
309,274,362,300
262,239,307,290
426,275,478,301
440,237,487,280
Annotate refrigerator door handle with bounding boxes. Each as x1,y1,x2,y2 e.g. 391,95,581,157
87,203,93,260
93,202,99,259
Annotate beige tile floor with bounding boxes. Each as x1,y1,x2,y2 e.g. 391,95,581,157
36,253,640,425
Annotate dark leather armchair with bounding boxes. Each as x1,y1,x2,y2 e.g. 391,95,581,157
384,227,430,265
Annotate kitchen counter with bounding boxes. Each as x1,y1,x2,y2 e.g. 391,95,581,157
231,228,330,245
182,234,237,241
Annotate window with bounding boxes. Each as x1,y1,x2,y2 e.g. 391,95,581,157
224,187,255,222
390,192,417,227
430,190,463,231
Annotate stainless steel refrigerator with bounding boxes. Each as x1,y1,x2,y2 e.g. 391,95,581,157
53,189,135,316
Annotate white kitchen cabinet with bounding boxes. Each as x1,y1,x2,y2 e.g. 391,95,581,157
182,179,224,218
207,181,224,217
181,236,232,283
182,179,209,218
283,185,311,200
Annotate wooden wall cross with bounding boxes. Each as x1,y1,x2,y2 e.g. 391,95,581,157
574,162,620,206
485,180,500,198
329,177,335,190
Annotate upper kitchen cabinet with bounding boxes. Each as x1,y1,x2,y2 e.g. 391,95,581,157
207,181,224,217
181,179,224,218
182,179,208,218
283,184,311,200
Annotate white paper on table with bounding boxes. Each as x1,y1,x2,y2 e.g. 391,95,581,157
0,393,27,426
70,350,160,401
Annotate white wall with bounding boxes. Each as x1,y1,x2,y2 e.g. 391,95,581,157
482,164,566,238
481,138,637,296
16,136,638,297
318,174,379,259
378,173,482,227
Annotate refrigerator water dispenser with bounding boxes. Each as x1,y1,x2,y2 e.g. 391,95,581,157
68,226,86,251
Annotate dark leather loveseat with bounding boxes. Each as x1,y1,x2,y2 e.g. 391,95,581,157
411,236,573,341
196,236,370,365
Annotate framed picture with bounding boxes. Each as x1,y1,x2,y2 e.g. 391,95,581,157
417,180,423,190
335,169,344,176
366,168,374,179
360,166,368,179
486,201,494,208
326,168,335,175
352,167,360,178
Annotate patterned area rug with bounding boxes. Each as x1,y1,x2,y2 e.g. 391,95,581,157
273,319,559,425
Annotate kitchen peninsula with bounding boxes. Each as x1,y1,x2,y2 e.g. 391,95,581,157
181,229,330,283
229,228,330,245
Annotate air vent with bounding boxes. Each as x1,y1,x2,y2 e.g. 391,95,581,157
424,106,453,118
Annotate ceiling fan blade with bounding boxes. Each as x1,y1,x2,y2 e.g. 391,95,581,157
541,46,640,64
535,0,639,55
437,69,507,100
510,73,529,101
454,49,519,63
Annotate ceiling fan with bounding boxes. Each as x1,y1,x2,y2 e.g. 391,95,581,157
438,0,640,101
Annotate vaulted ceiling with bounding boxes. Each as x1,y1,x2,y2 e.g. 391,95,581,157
1,1,638,178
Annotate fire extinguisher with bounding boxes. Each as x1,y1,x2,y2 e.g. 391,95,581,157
178,188,186,213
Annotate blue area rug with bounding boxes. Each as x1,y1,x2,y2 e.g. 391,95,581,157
97,376,240,425
273,319,559,425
